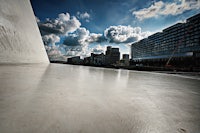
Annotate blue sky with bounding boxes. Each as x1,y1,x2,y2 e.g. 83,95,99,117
31,0,200,60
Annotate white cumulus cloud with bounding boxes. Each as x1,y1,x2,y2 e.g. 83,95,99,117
45,45,67,61
63,27,106,58
104,25,151,44
133,0,200,21
86,33,106,43
42,34,60,46
91,44,107,54
77,12,91,22
63,27,90,46
38,12,81,35
63,27,106,46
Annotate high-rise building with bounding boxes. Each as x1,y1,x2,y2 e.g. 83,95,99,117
106,46,112,55
131,13,200,68
105,46,120,65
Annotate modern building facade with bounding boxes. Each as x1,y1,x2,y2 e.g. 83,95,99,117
131,13,200,69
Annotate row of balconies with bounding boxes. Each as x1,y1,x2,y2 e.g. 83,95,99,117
132,44,200,56
133,33,199,48
133,38,200,49
132,47,200,55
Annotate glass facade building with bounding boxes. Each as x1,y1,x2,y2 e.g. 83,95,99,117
131,13,200,67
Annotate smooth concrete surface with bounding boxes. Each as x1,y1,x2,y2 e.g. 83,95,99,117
0,0,49,63
0,64,200,133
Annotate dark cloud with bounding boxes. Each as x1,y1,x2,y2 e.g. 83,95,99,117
63,36,81,46
39,23,63,35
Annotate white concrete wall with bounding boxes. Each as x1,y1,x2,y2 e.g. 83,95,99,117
0,0,49,63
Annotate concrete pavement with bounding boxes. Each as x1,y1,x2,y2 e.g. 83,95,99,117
0,64,200,133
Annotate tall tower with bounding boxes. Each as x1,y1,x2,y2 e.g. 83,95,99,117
106,46,112,55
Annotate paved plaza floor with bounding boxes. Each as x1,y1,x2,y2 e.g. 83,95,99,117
0,64,200,133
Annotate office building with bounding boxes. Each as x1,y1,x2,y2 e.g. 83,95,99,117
105,46,120,65
83,57,91,65
123,54,129,60
90,53,105,66
131,13,200,68
119,54,130,66
67,56,83,65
